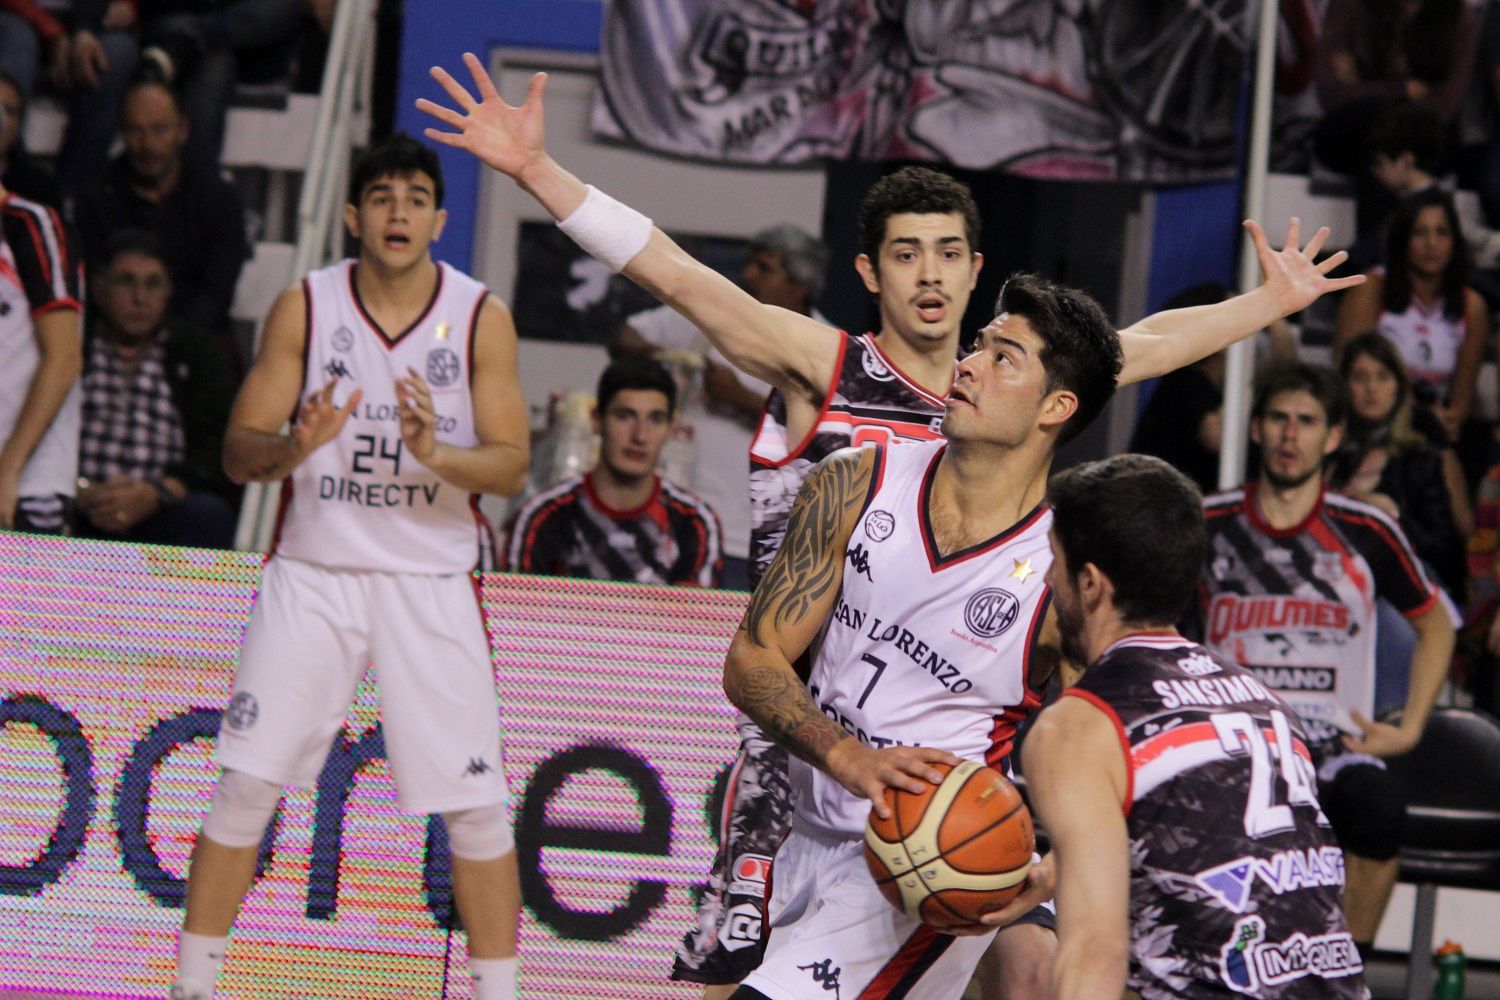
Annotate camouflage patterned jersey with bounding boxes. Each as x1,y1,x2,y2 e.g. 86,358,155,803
1068,634,1368,999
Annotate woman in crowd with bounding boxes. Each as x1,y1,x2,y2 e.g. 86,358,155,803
1335,188,1489,444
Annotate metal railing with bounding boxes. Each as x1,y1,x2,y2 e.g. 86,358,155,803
233,0,376,552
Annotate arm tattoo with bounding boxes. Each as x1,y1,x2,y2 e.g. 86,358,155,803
744,453,871,645
730,452,872,767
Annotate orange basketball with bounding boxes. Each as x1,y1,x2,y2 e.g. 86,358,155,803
863,759,1034,929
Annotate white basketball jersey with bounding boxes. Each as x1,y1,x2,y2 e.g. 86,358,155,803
273,260,489,574
793,440,1051,838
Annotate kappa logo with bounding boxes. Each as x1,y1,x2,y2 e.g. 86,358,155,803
860,348,894,382
331,326,355,352
846,542,874,582
426,347,462,388
797,958,843,997
323,358,352,380
224,692,258,731
863,509,895,542
964,588,1019,639
462,757,494,778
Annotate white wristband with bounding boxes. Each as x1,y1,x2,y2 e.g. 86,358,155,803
557,185,653,272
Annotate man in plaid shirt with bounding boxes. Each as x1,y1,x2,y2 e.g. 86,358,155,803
73,229,239,546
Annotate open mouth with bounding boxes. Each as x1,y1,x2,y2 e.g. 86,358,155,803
384,233,411,249
913,294,948,323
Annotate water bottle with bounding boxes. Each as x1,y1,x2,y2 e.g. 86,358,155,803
1433,940,1465,1000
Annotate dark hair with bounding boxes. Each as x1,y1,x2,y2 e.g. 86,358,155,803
995,273,1122,445
596,356,677,416
1367,105,1448,175
122,79,184,119
1048,454,1206,625
1382,187,1467,319
1333,330,1426,462
1251,363,1348,428
348,133,445,208
858,166,980,264
100,228,170,271
1366,0,1465,83
749,225,829,300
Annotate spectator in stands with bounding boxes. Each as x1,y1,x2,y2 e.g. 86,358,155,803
1330,331,1470,595
73,79,250,339
0,0,69,94
51,0,142,197
136,0,302,171
1315,0,1479,179
610,225,826,589
72,230,238,547
0,69,59,206
0,177,83,533
1463,463,1500,713
1334,188,1489,444
504,357,723,587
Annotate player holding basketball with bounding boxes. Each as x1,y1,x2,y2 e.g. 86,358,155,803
169,135,529,1000
1026,454,1367,998
416,53,1361,997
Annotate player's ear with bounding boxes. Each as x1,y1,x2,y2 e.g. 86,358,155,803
855,254,880,295
432,207,448,243
1323,422,1344,457
343,202,361,240
968,251,983,289
1040,389,1078,434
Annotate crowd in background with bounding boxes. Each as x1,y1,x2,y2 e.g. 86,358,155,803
6,0,1500,717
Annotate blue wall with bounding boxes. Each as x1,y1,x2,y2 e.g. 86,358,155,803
395,1,604,274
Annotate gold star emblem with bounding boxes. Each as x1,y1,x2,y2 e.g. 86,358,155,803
435,322,450,340
1010,557,1036,583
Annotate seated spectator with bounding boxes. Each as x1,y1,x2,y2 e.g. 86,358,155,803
0,183,83,533
72,229,238,547
0,70,58,206
137,0,302,171
1334,188,1489,443
611,225,827,589
1329,331,1471,596
1315,0,1478,178
504,357,723,587
0,0,68,94
72,79,250,340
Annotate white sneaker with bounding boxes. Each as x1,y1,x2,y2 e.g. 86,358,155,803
168,980,209,1000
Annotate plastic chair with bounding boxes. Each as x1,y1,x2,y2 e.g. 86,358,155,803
1383,707,1500,1000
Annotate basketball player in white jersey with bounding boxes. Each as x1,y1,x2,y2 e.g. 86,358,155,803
169,135,529,1000
418,54,1365,998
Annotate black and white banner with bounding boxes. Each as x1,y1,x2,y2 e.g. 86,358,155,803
594,0,1266,183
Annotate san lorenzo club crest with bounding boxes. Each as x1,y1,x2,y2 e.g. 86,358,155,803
331,326,355,352
863,509,895,542
225,692,259,731
965,588,1020,638
426,347,462,388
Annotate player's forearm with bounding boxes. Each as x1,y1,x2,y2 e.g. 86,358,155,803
1117,285,1284,386
514,152,590,225
421,441,528,497
223,426,303,484
1052,933,1129,1000
1400,608,1456,742
723,638,851,769
0,331,82,478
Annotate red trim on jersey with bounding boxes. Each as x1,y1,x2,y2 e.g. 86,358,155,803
861,332,952,406
857,925,949,999
32,297,81,317
662,490,713,586
296,276,315,418
1325,502,1433,604
1243,481,1326,539
514,489,578,573
465,289,486,388
917,445,1049,570
12,202,51,286
583,472,663,520
348,260,445,349
986,588,1050,768
469,492,495,572
748,331,850,469
1061,688,1135,817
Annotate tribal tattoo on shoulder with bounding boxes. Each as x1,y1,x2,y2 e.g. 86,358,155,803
729,451,872,768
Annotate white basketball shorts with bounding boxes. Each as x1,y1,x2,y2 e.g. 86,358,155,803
216,556,509,814
741,822,997,1000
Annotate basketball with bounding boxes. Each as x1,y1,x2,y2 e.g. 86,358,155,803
863,759,1034,929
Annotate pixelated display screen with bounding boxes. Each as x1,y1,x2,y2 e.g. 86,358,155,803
0,532,746,998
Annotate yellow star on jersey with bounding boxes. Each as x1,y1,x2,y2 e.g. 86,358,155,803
1010,557,1036,583
435,322,450,340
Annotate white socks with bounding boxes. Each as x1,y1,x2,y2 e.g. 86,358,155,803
470,956,518,1000
172,931,227,997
